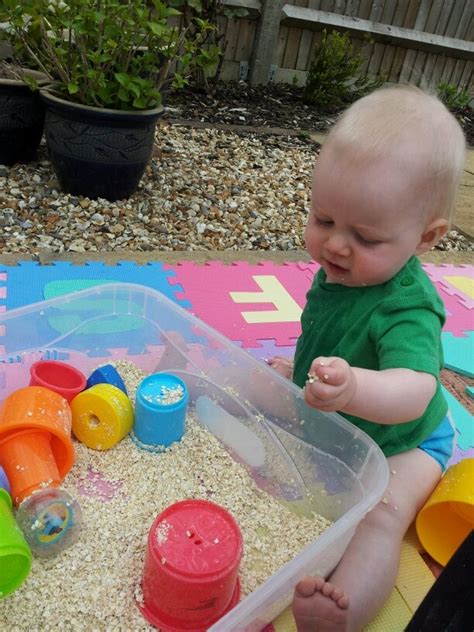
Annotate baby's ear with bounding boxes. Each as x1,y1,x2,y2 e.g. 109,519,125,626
415,218,449,255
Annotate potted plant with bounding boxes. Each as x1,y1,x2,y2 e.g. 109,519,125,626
0,31,49,165
3,0,200,200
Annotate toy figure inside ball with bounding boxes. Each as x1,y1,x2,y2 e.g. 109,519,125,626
16,488,82,557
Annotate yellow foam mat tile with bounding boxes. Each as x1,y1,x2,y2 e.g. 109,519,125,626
404,521,423,551
272,607,297,632
271,539,435,632
363,589,413,632
396,540,436,613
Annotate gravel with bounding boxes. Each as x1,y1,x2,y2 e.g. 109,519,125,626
0,123,472,255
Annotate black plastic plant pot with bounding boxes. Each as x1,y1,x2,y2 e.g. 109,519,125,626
0,71,49,166
40,90,164,201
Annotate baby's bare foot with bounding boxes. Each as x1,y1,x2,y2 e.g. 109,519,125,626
292,576,349,632
266,356,294,379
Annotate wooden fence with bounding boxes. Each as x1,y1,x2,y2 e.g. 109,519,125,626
219,0,474,92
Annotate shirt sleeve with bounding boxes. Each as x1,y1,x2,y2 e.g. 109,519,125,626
370,299,444,377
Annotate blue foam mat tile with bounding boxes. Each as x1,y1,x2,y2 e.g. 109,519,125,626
442,331,474,378
443,387,474,451
0,261,191,310
0,261,197,357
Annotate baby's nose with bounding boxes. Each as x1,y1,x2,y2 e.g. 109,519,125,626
326,233,351,257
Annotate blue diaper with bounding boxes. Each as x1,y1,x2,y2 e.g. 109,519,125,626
418,415,455,472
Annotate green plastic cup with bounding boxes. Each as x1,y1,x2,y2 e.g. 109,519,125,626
0,489,32,598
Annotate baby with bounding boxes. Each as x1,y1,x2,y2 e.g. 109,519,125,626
268,85,466,631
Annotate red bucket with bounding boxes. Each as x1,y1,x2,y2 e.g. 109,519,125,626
30,360,86,403
138,499,243,631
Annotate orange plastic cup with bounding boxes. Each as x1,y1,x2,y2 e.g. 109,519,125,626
416,458,474,566
0,387,74,506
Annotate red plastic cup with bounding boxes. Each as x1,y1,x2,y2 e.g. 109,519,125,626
30,360,87,403
138,499,243,631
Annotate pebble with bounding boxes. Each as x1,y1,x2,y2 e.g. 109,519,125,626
0,123,471,254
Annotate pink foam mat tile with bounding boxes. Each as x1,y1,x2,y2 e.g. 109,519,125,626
166,261,321,348
423,263,474,310
438,292,473,338
239,340,296,363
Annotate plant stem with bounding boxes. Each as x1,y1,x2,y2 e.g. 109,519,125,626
40,19,70,85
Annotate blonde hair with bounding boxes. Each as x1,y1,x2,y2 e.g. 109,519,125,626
324,85,466,224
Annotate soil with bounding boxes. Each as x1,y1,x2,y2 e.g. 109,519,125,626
164,82,340,133
0,62,22,80
164,81,474,147
451,105,474,147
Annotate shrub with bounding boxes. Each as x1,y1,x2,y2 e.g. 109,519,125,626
437,82,472,111
303,29,382,109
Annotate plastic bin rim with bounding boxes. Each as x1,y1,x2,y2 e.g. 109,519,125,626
0,281,387,454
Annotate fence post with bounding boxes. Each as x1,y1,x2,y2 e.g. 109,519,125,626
249,0,285,86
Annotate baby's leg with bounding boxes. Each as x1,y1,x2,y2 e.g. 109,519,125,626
292,448,442,632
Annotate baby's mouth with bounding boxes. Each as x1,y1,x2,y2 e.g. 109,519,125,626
323,259,349,276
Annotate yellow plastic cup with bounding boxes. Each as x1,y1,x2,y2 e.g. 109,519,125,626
71,383,134,450
416,458,474,566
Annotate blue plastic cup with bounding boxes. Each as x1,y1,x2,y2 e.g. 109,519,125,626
86,364,128,395
132,373,188,450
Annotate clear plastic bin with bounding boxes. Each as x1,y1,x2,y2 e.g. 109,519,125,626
0,283,389,630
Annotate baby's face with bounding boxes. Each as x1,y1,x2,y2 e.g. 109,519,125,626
305,144,427,287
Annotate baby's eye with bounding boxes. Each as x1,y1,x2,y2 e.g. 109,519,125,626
355,233,381,247
315,217,333,226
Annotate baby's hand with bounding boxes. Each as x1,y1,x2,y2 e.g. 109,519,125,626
304,357,356,412
266,356,294,380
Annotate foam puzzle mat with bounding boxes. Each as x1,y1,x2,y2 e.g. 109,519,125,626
0,260,472,630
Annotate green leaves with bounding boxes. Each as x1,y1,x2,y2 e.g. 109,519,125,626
149,22,167,36
3,0,187,110
115,73,131,88
223,7,249,19
2,0,232,108
113,73,162,110
187,0,203,10
67,82,79,95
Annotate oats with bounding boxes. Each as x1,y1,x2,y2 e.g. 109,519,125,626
1,361,331,630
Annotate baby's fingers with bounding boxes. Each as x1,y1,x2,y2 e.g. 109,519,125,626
305,379,338,402
309,357,349,387
304,383,339,411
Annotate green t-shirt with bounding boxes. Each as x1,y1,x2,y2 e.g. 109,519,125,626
293,257,448,457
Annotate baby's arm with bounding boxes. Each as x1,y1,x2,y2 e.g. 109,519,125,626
306,357,436,424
